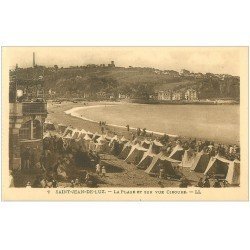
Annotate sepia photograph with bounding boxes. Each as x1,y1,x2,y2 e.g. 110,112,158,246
1,2,250,250
2,46,248,200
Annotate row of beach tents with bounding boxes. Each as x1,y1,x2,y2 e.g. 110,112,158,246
43,122,240,185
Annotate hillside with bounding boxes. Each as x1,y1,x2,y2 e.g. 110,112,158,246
10,66,240,100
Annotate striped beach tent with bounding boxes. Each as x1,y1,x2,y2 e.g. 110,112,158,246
145,154,181,178
204,156,240,185
125,143,147,165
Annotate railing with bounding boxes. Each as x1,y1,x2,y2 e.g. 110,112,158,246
22,102,47,115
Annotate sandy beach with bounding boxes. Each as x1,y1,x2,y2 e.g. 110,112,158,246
47,101,168,141
46,101,191,188
47,100,239,144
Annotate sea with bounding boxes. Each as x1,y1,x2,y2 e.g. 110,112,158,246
71,103,240,144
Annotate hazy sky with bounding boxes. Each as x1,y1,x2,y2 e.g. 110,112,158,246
5,47,243,75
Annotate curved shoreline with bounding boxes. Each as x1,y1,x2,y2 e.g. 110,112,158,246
64,105,178,138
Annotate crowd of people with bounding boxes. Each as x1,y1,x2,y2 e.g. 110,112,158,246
20,134,103,188
165,138,240,161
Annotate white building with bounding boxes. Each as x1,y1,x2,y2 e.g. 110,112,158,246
185,89,198,100
158,90,172,101
118,93,128,99
172,91,183,101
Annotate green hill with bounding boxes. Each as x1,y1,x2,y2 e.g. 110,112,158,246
11,66,240,100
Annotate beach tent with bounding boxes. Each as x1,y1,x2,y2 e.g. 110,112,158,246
125,143,147,165
84,134,92,141
145,154,181,178
102,133,111,142
86,131,94,138
181,148,197,168
190,151,210,173
204,156,240,185
44,121,56,131
95,141,109,153
57,123,68,134
76,138,88,151
151,140,164,154
63,133,73,140
62,126,74,138
92,132,101,142
117,136,129,153
169,144,184,161
120,136,128,143
131,138,140,145
77,129,87,139
118,142,133,159
109,135,118,145
110,139,122,156
79,133,92,150
97,134,107,143
109,135,119,149
141,139,151,149
43,131,51,139
137,145,157,170
71,129,81,139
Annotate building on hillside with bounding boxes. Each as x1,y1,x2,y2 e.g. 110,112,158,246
149,93,158,100
185,89,198,100
97,91,107,98
158,90,172,101
83,92,90,99
172,91,184,101
108,61,115,67
109,93,115,99
118,93,129,99
195,72,204,79
180,69,191,76
163,70,180,77
9,75,47,171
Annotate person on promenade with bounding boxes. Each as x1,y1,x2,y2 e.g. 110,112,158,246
101,126,104,134
132,133,135,140
26,181,32,188
101,166,106,177
96,163,101,175
126,125,130,131
142,128,147,136
9,170,14,188
40,178,47,188
85,172,91,183
70,180,75,188
75,178,80,187
159,167,165,179
22,147,31,172
137,128,141,136
203,177,210,188
222,180,228,188
52,179,58,188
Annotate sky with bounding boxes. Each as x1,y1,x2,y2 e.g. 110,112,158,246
4,47,244,75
